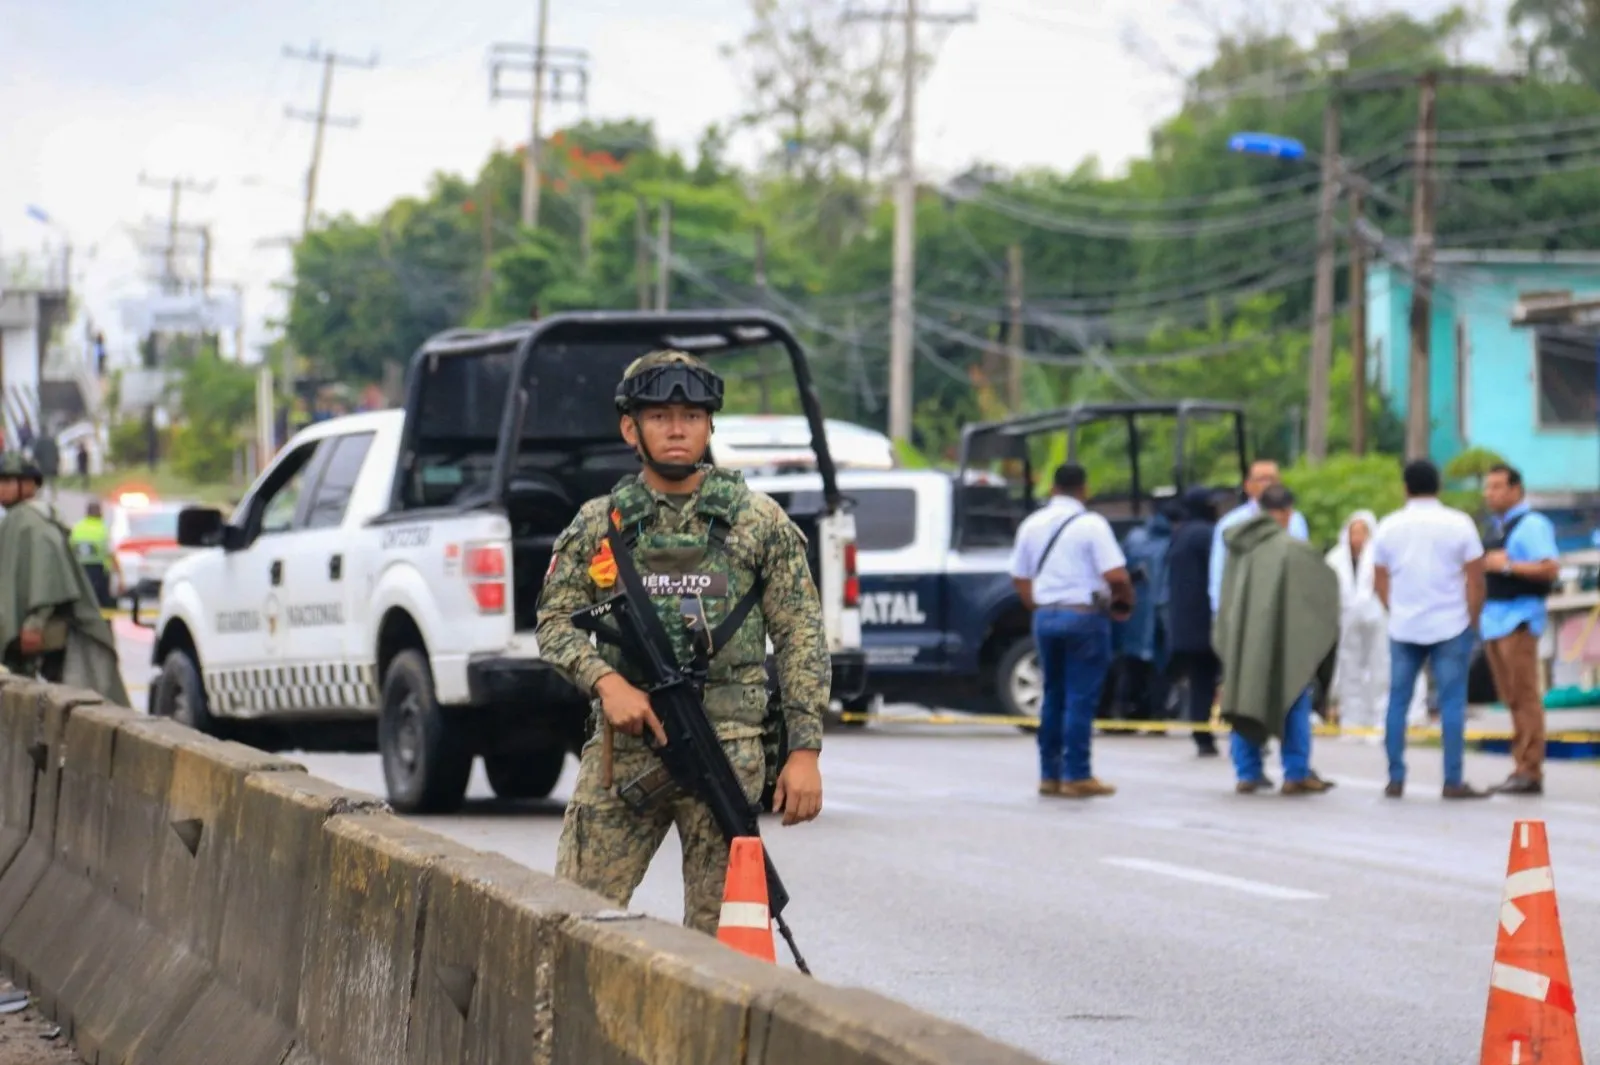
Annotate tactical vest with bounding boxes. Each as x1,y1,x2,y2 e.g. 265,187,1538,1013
1483,512,1555,602
605,468,771,730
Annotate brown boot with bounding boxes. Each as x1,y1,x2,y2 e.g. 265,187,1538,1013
1281,776,1334,795
1058,777,1116,798
1235,778,1275,794
1442,783,1493,800
1038,780,1060,796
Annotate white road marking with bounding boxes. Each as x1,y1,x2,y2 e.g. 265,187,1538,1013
1103,857,1326,900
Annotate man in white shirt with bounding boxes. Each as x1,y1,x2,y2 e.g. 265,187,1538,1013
1371,459,1491,799
1010,463,1135,799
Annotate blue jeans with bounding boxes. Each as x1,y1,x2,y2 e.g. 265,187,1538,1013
1231,687,1313,783
1033,608,1112,782
1386,626,1472,787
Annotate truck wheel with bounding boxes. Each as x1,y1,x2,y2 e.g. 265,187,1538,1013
379,650,473,814
483,746,567,800
995,637,1042,733
153,648,215,734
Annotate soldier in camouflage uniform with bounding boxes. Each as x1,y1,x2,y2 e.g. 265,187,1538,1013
536,350,829,935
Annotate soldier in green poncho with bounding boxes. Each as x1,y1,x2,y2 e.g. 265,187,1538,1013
0,453,131,705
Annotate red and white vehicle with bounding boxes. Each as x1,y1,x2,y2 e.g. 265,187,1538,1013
106,492,202,600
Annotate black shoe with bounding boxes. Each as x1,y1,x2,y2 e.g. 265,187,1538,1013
1493,776,1544,795
1384,781,1404,798
1442,783,1493,800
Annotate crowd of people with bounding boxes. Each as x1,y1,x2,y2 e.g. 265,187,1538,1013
1010,455,1562,801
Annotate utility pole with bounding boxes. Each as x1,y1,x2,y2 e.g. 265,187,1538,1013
654,199,672,311
1405,71,1438,462
1305,95,1341,465
754,226,771,413
1328,67,1520,460
284,45,376,235
136,174,214,291
1348,188,1368,456
634,197,649,310
1006,243,1024,412
845,0,976,445
284,43,377,424
489,26,590,229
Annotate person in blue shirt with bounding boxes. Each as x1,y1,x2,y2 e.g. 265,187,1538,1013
1208,459,1310,615
1478,463,1560,795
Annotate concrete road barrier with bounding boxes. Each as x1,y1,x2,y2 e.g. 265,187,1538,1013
0,675,1053,1065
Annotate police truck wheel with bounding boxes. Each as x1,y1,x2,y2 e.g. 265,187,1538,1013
483,746,567,800
379,650,472,814
153,648,214,734
995,638,1042,733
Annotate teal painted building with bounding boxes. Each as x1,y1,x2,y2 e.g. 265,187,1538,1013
1368,251,1600,515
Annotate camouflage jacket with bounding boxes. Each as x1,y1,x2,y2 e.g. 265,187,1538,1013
535,467,828,752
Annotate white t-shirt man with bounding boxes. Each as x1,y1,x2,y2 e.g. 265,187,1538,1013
1371,497,1485,645
1009,495,1127,607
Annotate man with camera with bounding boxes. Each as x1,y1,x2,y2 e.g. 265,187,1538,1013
1009,463,1135,799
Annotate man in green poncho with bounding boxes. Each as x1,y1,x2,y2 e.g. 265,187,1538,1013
1212,484,1339,796
0,454,130,705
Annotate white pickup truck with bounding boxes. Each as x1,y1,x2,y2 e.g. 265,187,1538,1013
140,311,866,813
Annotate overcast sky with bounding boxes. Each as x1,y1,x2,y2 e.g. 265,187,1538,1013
0,0,1506,368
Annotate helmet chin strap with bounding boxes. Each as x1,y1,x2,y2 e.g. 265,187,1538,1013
633,423,706,484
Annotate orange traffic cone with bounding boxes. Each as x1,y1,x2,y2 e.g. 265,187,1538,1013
1480,820,1584,1064
716,836,776,964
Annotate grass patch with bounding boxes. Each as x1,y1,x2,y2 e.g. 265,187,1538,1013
83,466,241,507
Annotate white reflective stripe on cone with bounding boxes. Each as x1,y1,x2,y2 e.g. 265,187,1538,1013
719,901,770,929
1491,963,1553,1003
1504,866,1555,899
1500,866,1556,935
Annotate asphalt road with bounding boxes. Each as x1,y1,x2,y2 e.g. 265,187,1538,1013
111,623,1600,1065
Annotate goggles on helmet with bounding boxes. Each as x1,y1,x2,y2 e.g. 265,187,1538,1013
614,362,725,413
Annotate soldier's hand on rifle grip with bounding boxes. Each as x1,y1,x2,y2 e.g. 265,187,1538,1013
594,673,668,748
772,749,822,826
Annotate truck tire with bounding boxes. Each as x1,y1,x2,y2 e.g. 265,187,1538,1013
995,637,1041,733
379,650,473,814
153,648,215,734
484,746,567,800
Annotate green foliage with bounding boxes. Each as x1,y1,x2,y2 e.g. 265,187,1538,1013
1445,445,1510,483
273,1,1600,472
1281,453,1408,548
168,349,256,486
108,417,154,469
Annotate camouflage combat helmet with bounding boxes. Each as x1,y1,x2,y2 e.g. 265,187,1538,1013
0,453,29,479
614,350,724,414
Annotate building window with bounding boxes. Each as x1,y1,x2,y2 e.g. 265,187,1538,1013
1535,328,1599,429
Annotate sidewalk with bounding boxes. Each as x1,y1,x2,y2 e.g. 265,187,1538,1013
0,979,84,1065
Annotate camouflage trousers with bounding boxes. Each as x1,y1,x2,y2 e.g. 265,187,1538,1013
554,733,766,935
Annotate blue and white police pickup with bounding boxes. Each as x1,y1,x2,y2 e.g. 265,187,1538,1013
745,468,1039,721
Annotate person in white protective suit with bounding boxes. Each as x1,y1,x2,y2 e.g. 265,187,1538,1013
1325,510,1428,740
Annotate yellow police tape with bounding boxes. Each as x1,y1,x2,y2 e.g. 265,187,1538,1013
833,710,1600,744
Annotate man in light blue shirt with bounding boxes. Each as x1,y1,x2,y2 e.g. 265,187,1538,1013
1208,459,1309,614
1479,463,1560,794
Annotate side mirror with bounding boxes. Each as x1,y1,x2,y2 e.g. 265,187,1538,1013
176,506,227,548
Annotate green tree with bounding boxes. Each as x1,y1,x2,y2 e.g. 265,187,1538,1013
169,348,256,485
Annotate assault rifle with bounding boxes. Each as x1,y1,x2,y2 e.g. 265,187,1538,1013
570,523,812,975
